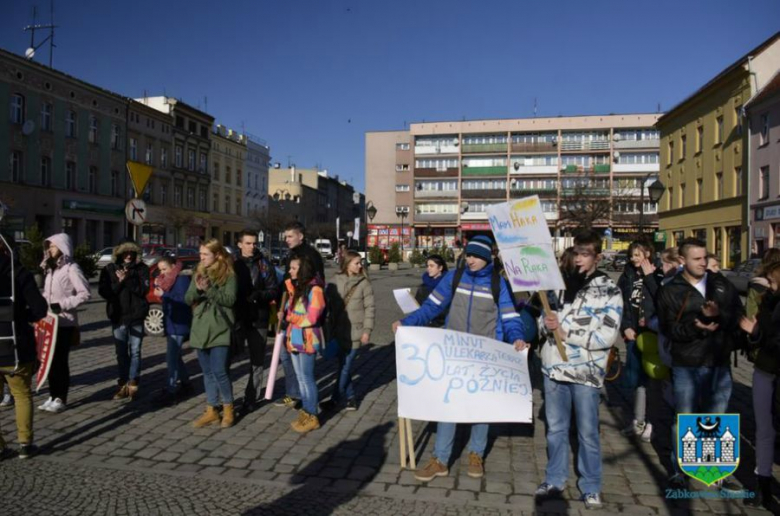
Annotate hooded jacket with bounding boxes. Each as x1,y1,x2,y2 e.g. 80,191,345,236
41,233,91,327
657,271,743,368
283,277,325,354
98,241,150,326
401,263,529,344
333,273,375,348
539,271,623,389
185,272,237,350
617,265,648,335
0,253,48,367
234,250,279,328
748,290,780,375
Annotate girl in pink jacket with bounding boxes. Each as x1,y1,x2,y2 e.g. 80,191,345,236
39,233,91,413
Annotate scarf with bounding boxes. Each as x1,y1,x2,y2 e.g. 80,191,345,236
155,262,182,292
422,272,444,292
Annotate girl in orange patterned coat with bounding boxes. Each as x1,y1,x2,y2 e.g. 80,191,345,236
282,253,325,433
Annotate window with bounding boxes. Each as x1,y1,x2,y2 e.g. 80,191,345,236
9,151,23,182
129,138,138,161
213,162,220,181
681,135,687,159
66,161,76,190
237,169,242,186
186,187,194,208
225,194,231,214
174,185,182,207
213,193,219,212
760,113,769,145
235,198,241,216
199,189,207,212
679,184,686,207
225,166,232,184
145,143,153,165
41,102,52,131
415,158,459,169
89,116,98,143
396,185,410,192
200,153,207,173
188,150,195,171
160,184,167,205
41,157,51,187
188,121,196,134
175,116,184,128
616,153,659,164
200,126,208,139
10,94,24,124
734,167,742,196
66,110,77,137
667,141,674,166
175,146,183,167
110,124,120,149
696,126,703,153
735,105,743,136
396,143,410,150
89,166,98,194
668,186,674,210
715,172,723,201
760,166,770,200
696,179,702,203
716,116,723,145
161,148,168,168
396,164,410,172
111,170,119,197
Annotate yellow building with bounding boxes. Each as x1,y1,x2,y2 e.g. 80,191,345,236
657,32,780,267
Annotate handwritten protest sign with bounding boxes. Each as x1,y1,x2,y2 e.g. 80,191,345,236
487,195,565,293
396,326,532,423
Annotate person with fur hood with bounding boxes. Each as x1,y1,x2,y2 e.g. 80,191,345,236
98,240,150,401
38,233,91,414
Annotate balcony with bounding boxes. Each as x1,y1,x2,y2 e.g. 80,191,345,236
511,141,557,153
560,140,610,152
614,138,660,150
510,188,557,198
561,165,610,174
561,188,610,197
415,144,459,155
461,211,488,221
414,212,459,223
462,143,508,153
414,189,459,199
461,166,507,176
544,211,559,221
510,164,558,174
613,163,660,173
415,167,459,178
461,189,507,200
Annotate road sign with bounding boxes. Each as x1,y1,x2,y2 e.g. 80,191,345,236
127,161,153,197
125,199,147,226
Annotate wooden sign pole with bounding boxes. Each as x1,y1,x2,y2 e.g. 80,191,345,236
398,417,417,469
538,291,568,362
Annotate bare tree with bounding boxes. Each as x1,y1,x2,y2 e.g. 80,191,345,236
164,209,194,247
557,171,640,232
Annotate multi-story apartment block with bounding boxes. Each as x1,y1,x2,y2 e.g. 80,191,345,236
0,48,128,248
365,114,661,251
210,124,247,246
141,96,214,247
657,32,780,267
245,135,271,240
747,71,780,253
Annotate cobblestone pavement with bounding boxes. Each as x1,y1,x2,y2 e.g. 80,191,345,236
0,264,778,515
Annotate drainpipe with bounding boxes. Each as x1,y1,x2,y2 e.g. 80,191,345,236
746,56,756,257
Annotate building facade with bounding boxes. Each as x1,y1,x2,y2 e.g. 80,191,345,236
657,33,780,267
141,96,214,248
747,72,780,253
209,125,247,246
0,48,128,248
365,114,661,251
245,135,270,242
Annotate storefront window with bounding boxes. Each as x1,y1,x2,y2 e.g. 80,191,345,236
727,226,742,268
714,227,722,264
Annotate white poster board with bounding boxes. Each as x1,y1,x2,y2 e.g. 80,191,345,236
487,195,565,292
395,327,533,423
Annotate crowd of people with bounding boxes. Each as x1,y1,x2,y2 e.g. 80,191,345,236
0,223,778,511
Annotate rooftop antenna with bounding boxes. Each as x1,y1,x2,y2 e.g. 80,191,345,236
23,1,58,68
657,102,661,113
534,97,538,118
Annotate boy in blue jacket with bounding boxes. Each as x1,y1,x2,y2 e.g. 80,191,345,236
392,234,532,481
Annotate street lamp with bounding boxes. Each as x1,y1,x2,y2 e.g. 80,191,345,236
638,174,665,238
365,201,377,253
396,206,408,252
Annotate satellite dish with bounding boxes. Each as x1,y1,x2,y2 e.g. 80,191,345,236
25,47,35,59
513,162,521,171
22,120,35,136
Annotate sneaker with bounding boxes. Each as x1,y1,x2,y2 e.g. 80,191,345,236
18,444,34,459
620,419,645,437
535,482,564,499
113,384,129,401
37,397,53,411
414,457,448,482
274,395,297,408
583,492,603,510
0,394,13,407
45,398,66,413
467,452,484,478
345,398,358,412
640,422,653,443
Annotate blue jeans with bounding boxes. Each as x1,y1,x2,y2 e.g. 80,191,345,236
166,335,190,393
331,347,358,402
289,351,318,415
433,422,488,466
280,345,301,399
197,347,233,406
670,366,732,473
543,375,602,494
621,340,648,391
113,324,144,384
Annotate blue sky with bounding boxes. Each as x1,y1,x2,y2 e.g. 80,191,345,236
1,0,778,192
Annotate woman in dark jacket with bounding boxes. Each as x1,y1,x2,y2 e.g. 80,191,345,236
153,257,193,404
413,255,448,328
739,261,780,511
0,239,48,458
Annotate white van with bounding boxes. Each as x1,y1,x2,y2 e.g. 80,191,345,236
314,239,333,259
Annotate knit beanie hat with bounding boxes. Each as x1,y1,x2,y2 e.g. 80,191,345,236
465,235,494,263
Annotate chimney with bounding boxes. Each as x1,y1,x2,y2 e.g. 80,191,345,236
290,165,295,183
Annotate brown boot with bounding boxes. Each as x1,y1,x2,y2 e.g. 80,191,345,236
291,411,320,434
127,380,139,401
221,403,235,428
113,383,129,401
193,406,221,428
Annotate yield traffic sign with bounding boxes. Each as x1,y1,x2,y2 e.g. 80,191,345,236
126,161,153,197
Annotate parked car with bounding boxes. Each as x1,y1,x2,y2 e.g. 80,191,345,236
722,258,761,295
94,247,114,269
604,252,628,272
144,256,200,336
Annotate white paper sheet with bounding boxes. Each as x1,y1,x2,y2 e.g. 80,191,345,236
393,288,420,314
